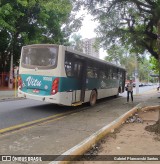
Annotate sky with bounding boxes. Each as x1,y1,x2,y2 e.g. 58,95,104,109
78,15,98,39
74,10,107,59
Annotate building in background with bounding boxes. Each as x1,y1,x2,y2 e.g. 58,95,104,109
82,38,99,58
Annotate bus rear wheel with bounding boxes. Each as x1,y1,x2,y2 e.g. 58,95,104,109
89,90,97,106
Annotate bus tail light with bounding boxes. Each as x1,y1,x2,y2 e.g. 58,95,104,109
18,76,22,89
51,78,59,95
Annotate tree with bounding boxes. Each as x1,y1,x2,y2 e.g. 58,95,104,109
74,0,160,60
139,58,152,82
0,0,82,72
105,45,152,81
150,56,159,74
105,45,126,65
70,33,83,51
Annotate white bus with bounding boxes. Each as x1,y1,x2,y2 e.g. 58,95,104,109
18,44,126,106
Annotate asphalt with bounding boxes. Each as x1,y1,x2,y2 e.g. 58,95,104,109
0,89,159,164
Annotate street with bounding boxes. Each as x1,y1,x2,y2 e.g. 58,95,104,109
0,86,159,160
0,99,89,130
0,86,157,130
0,1,160,162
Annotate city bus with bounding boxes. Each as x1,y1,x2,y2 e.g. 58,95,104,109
18,44,126,106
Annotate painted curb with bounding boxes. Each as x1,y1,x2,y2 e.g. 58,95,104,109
0,106,90,135
50,103,143,164
141,105,160,111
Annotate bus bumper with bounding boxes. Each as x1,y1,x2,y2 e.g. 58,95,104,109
18,89,72,106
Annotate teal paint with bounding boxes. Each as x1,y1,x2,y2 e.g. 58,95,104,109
20,74,53,96
59,77,81,91
20,74,120,96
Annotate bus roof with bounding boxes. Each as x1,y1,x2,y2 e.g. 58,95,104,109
65,46,126,71
22,44,126,71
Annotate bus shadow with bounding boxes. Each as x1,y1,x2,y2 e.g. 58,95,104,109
18,96,123,114
19,103,74,114
96,95,122,105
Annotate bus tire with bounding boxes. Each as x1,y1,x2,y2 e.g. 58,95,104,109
114,92,119,98
115,87,120,98
89,90,97,106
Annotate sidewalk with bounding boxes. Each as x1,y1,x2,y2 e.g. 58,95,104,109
74,111,160,164
74,105,160,164
0,90,159,163
0,90,16,100
0,87,16,100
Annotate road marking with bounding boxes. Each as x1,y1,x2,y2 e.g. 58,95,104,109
0,96,127,135
0,108,89,135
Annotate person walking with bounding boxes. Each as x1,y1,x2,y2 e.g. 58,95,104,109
126,80,134,103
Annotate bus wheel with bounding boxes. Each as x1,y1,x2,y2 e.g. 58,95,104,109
89,90,97,106
115,87,120,98
115,91,119,98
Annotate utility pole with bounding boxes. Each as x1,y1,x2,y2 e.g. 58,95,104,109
9,54,13,89
135,54,139,95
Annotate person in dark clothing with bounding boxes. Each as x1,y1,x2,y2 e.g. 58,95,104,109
126,80,133,102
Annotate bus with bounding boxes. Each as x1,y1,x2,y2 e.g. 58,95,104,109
18,44,126,106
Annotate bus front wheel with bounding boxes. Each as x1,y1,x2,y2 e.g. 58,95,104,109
89,90,97,106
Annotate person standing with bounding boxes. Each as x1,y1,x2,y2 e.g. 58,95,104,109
126,80,134,102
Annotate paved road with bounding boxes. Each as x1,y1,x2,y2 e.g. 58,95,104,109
0,90,159,158
0,99,78,129
0,86,157,130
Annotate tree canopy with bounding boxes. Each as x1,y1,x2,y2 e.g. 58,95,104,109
105,46,152,81
0,0,82,72
70,33,83,51
74,0,160,60
150,56,160,74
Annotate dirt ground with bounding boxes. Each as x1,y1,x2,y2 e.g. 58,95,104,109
73,109,160,164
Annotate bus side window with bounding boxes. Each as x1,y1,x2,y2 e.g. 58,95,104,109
87,67,98,79
65,62,73,77
113,68,117,79
99,70,106,79
65,51,75,77
77,63,83,77
108,69,112,79
74,62,82,78
117,69,119,79
87,67,94,78
65,51,83,78
93,68,98,78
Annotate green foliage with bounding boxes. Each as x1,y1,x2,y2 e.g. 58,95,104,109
74,0,160,60
0,0,82,72
150,57,159,74
139,58,152,82
105,45,152,82
70,34,83,52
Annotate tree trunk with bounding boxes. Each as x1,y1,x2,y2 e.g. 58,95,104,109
158,20,160,88
157,20,160,128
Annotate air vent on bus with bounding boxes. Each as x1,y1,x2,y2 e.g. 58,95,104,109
51,78,59,95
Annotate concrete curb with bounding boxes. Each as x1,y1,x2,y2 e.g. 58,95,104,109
141,105,160,111
50,103,143,164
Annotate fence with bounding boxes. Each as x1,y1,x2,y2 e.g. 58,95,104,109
0,72,9,87
0,72,18,88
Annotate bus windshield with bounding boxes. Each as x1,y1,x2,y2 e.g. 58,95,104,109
21,45,58,69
